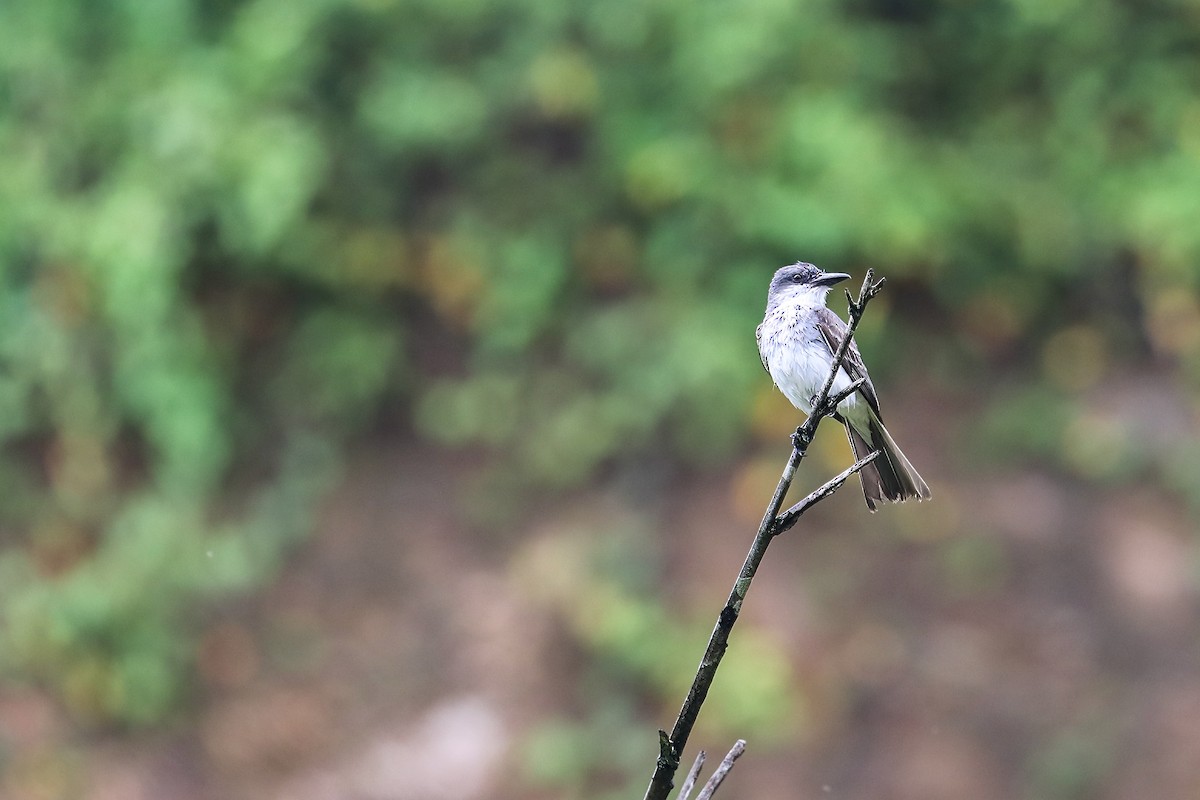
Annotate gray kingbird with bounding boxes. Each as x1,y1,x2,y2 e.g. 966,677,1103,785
756,262,931,511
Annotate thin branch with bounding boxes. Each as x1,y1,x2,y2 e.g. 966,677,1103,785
826,377,866,414
641,271,885,800
774,451,880,535
695,740,747,800
677,751,706,800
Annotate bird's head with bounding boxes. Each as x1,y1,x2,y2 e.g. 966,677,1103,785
767,262,851,310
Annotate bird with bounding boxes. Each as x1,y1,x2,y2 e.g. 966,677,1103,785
756,262,931,511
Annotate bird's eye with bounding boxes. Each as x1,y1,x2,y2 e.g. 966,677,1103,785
791,274,803,283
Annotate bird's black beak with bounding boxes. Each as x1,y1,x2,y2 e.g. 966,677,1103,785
816,271,851,287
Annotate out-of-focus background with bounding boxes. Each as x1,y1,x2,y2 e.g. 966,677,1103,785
2,1,1200,798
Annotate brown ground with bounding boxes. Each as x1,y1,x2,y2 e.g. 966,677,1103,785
3,382,1200,800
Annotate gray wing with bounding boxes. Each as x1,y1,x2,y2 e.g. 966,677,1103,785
755,321,768,372
815,307,882,418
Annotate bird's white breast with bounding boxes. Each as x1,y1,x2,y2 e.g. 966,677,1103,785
760,305,861,419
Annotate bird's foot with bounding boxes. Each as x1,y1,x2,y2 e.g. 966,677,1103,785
811,394,840,418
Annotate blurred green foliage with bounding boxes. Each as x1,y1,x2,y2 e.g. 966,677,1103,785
1,0,1200,725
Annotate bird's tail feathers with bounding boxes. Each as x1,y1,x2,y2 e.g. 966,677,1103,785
844,411,931,512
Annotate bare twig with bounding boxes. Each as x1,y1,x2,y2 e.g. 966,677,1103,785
775,451,879,534
826,377,867,413
641,271,885,800
677,751,706,800
695,740,747,800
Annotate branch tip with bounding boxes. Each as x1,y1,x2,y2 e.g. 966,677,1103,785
678,750,707,800
774,450,880,533
695,740,748,800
